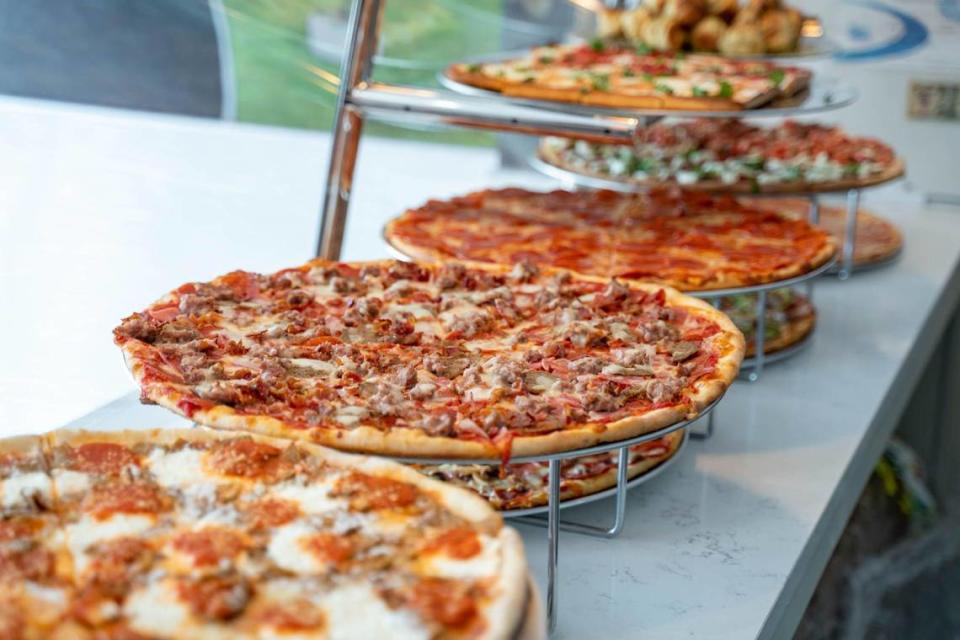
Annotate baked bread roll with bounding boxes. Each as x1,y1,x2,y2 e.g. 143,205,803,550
663,0,705,26
621,7,654,42
641,15,686,50
691,15,728,51
718,21,766,55
597,8,625,39
761,7,803,52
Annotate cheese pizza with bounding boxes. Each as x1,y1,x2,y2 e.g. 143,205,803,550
114,259,743,460
446,42,811,110
416,430,684,511
538,119,904,193
0,428,529,639
385,188,836,291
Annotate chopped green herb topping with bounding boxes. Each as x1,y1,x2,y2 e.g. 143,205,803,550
590,38,605,52
769,69,786,86
655,83,674,95
718,80,734,98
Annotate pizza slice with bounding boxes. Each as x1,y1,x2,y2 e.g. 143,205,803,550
717,288,816,357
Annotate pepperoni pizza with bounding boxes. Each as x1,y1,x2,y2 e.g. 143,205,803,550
0,428,529,639
385,189,837,291
114,259,743,461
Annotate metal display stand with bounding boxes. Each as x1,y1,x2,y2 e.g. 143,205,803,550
317,0,834,631
390,399,720,632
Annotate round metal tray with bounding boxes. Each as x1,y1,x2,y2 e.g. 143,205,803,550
438,71,857,119
502,429,689,517
529,153,903,197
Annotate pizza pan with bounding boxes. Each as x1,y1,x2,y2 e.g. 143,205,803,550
500,429,689,518
528,153,906,197
438,70,857,119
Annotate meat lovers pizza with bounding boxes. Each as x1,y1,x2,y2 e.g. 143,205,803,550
0,428,529,639
416,430,684,511
717,287,815,357
114,260,744,460
538,119,904,193
446,42,811,111
751,197,903,267
385,188,836,291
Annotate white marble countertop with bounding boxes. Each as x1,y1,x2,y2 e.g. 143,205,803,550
3,96,960,639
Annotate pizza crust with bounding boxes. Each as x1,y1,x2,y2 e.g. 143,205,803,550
744,306,816,358
36,427,530,640
119,260,744,461
538,141,906,195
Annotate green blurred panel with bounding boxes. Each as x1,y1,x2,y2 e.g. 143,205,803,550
222,0,501,145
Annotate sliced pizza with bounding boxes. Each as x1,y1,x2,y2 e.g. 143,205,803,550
0,428,531,639
538,119,903,193
114,259,744,460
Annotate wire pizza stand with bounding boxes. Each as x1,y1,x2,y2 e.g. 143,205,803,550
388,398,720,633
314,0,832,633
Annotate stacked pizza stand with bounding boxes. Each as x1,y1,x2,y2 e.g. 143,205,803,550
301,0,914,634
3,4,913,640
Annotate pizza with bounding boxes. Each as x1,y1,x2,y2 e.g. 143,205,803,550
416,430,684,511
538,119,904,193
115,259,743,461
751,197,903,266
446,42,811,111
385,188,836,291
0,427,529,639
718,288,815,357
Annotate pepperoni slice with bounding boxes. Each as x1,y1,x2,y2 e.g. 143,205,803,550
333,472,419,511
408,578,478,629
206,439,284,479
82,481,170,519
67,442,140,474
256,601,326,632
176,575,251,621
305,532,354,567
0,544,54,582
85,537,154,585
424,527,482,560
172,527,247,567
243,497,301,529
0,517,42,543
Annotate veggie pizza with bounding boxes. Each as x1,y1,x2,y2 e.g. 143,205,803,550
446,42,811,111
538,119,903,193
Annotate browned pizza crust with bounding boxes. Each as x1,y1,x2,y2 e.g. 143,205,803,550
538,141,906,195
744,307,816,358
118,259,744,460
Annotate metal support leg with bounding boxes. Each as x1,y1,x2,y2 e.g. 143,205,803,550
546,458,560,634
316,0,384,259
516,447,630,537
838,189,860,280
805,195,820,301
690,409,715,440
748,289,768,382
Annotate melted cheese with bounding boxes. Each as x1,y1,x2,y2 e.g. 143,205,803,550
1,471,52,509
124,580,189,637
147,447,210,489
267,521,328,575
64,514,155,575
52,469,92,497
321,583,430,640
420,534,501,580
269,479,342,515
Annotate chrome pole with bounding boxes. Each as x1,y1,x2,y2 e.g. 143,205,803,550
316,0,384,259
838,188,860,279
